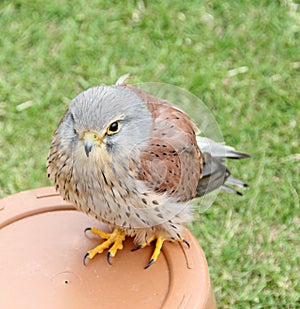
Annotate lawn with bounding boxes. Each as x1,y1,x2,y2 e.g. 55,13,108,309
0,0,299,307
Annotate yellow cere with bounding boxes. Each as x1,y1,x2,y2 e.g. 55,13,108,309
83,131,105,144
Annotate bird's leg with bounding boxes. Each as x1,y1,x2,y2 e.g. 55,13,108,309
84,227,112,239
83,227,126,265
144,235,165,269
132,234,190,269
131,234,157,251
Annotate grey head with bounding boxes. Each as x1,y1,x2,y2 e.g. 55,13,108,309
56,85,152,162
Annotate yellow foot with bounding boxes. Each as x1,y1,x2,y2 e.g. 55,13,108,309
83,227,126,266
132,235,190,269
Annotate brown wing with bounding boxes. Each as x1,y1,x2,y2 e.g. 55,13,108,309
122,84,203,202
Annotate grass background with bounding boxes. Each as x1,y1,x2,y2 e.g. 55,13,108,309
0,0,299,307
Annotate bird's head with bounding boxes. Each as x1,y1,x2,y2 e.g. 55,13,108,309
56,86,152,165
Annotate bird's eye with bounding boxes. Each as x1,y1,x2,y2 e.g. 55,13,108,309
107,121,120,135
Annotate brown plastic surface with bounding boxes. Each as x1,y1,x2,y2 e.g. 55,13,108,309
0,187,217,309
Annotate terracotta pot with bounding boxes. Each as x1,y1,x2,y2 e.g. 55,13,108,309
0,187,217,309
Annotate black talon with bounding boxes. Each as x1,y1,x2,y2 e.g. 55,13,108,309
83,252,89,266
131,244,143,252
107,252,112,265
183,239,190,248
144,258,155,269
84,227,92,234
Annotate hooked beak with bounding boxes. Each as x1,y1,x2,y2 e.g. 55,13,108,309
83,132,104,157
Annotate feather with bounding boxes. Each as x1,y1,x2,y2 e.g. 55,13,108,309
196,137,249,197
196,136,250,159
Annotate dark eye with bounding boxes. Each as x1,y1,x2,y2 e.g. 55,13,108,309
107,121,120,135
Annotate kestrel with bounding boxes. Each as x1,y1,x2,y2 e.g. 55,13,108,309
47,83,249,268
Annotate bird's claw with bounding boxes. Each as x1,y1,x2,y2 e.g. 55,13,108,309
84,227,190,268
83,252,90,266
132,235,165,269
106,251,112,265
83,227,126,266
133,235,190,269
181,238,190,248
84,227,92,234
144,258,155,269
131,244,143,252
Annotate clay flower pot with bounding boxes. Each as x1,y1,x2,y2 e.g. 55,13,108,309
0,187,216,308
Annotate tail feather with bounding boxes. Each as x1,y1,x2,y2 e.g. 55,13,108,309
196,136,250,160
220,185,243,196
196,136,249,197
225,176,248,188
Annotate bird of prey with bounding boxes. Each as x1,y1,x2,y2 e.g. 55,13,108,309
47,83,249,268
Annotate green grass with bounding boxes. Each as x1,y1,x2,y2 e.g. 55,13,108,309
0,0,299,307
